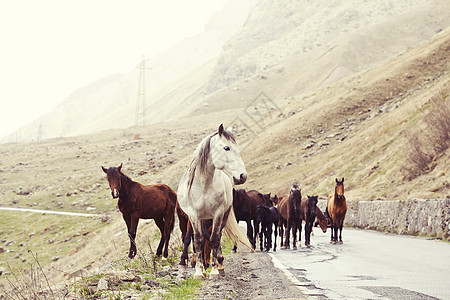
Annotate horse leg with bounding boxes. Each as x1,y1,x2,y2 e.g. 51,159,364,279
153,216,165,256
209,219,223,279
248,219,255,249
122,214,134,258
192,223,206,279
329,217,335,243
128,215,140,258
162,212,174,258
285,221,291,249
255,219,263,251
266,223,272,252
339,223,343,244
259,228,264,251
332,222,338,244
231,219,239,253
292,221,298,250
180,224,192,266
202,220,212,268
298,221,302,248
273,221,278,252
305,221,311,248
278,221,284,247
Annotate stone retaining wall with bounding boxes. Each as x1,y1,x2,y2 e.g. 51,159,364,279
318,198,450,240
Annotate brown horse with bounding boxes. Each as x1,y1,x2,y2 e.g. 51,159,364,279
102,163,176,258
277,184,302,249
327,178,347,244
298,195,318,248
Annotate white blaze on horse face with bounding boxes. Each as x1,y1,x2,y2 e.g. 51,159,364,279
210,134,247,185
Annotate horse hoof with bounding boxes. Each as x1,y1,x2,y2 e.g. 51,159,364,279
193,273,205,280
219,268,225,276
293,246,297,250
210,269,220,279
339,240,343,244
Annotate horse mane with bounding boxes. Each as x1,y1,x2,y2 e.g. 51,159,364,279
187,129,236,192
118,170,134,199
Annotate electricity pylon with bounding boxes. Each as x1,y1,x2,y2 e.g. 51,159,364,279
135,56,151,127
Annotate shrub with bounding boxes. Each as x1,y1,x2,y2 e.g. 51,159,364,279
403,85,449,179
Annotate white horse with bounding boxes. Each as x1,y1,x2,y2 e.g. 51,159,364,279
177,124,253,279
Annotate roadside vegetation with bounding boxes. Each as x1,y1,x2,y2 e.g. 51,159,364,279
402,85,450,179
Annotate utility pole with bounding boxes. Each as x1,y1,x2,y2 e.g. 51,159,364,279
135,55,151,127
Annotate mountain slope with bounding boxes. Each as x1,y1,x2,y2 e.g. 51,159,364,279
186,0,449,117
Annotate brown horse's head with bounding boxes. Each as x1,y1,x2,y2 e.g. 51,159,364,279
271,194,279,206
102,163,123,198
335,177,345,199
316,209,328,233
263,193,274,207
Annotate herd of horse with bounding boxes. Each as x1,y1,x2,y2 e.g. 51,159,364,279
102,124,347,279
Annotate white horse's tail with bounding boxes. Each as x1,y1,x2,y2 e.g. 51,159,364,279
224,208,254,252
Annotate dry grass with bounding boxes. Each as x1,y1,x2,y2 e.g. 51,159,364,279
402,85,450,180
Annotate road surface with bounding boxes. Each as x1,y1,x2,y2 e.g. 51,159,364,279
268,227,449,299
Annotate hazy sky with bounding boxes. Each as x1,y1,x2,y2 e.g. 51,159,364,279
0,0,227,139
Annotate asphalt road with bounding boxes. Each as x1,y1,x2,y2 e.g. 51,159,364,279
268,227,450,300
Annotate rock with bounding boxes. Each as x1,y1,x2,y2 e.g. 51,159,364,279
145,279,160,288
117,271,136,281
303,141,315,150
97,278,108,291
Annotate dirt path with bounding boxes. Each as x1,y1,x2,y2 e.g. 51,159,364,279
193,251,305,300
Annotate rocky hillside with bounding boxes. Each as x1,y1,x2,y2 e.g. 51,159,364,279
189,0,449,116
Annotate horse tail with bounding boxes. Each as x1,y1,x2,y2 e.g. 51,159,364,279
224,208,254,252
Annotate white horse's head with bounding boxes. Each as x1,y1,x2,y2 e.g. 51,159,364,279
210,124,247,185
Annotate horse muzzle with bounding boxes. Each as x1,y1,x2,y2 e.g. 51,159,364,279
233,173,247,185
112,189,119,198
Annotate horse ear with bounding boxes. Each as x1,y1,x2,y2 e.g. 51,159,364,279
218,124,224,136
102,166,107,174
118,163,123,172
335,178,338,183
342,177,344,182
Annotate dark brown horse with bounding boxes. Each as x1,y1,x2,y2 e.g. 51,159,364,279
102,164,176,258
327,178,347,244
232,188,265,251
277,184,302,249
298,195,318,248
255,205,279,252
